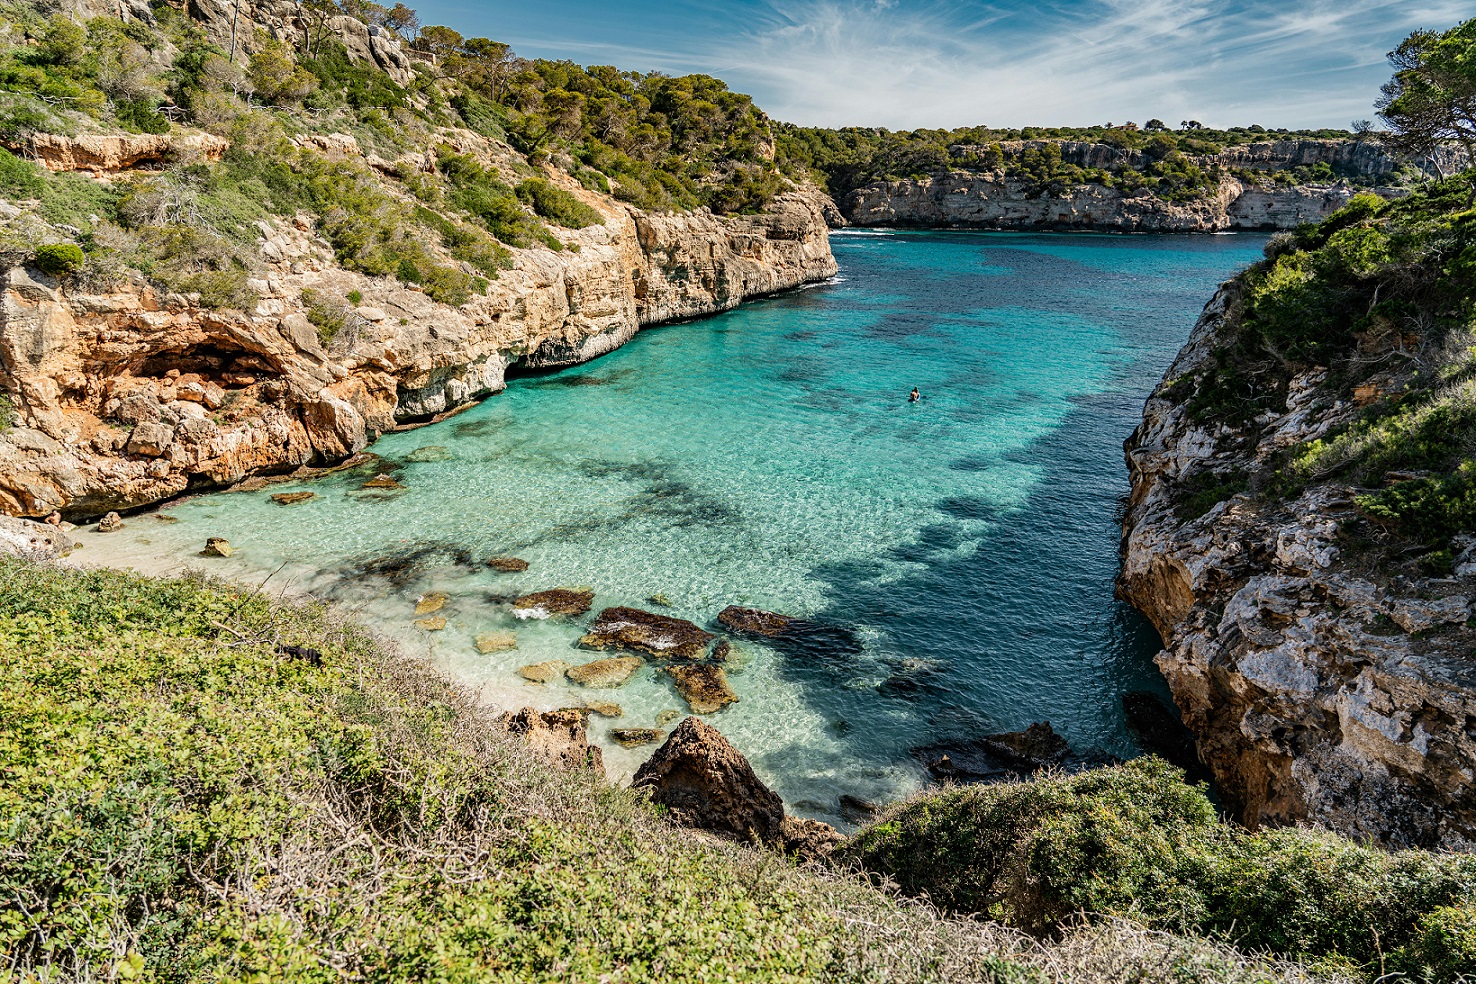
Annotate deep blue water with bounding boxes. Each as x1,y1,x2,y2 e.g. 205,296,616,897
95,228,1266,821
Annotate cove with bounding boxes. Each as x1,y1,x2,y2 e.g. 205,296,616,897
78,228,1267,825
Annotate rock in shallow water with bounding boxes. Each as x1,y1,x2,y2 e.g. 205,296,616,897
97,511,124,533
414,592,449,615
513,588,594,618
565,656,642,688
665,664,738,714
583,700,622,718
915,721,1072,782
715,604,863,658
414,615,447,631
475,631,518,654
487,556,530,572
612,728,664,747
200,537,233,557
270,491,317,505
580,606,716,660
406,445,452,463
517,659,567,684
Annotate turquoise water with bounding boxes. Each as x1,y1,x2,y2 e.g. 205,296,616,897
86,229,1266,823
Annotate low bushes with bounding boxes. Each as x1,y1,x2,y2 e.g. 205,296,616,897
840,759,1476,979
31,241,83,276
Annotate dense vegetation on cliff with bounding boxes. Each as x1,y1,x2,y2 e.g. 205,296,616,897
1161,171,1476,564
0,561,1361,984
774,122,1392,202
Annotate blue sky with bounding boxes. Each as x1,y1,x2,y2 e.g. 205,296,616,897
410,0,1474,130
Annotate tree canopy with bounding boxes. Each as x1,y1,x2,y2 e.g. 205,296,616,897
1377,18,1476,175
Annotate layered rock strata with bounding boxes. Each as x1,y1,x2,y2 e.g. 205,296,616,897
0,186,835,517
1118,286,1476,850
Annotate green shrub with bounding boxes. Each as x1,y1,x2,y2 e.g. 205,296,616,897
516,177,604,228
1392,905,1476,982
32,242,84,276
114,96,170,134
301,287,350,343
842,759,1476,977
0,393,13,431
1356,463,1476,543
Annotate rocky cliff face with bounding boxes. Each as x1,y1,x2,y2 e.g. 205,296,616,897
1118,286,1476,850
0,185,835,517
843,172,1371,232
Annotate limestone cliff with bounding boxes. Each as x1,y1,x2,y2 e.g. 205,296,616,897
845,171,1373,232
841,138,1449,232
1118,286,1476,850
0,185,835,517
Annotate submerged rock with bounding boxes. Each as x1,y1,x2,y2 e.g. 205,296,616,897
633,717,785,844
655,709,682,728
487,556,530,572
513,588,594,618
612,728,664,747
406,445,452,463
97,511,124,533
498,707,604,775
270,491,317,505
716,605,794,637
580,606,716,660
414,615,447,631
517,659,568,684
361,473,404,490
839,794,879,823
715,604,863,658
475,631,518,654
414,592,449,615
565,656,642,688
200,537,233,557
0,516,75,561
665,664,738,714
915,721,1071,782
154,514,180,524
583,700,623,718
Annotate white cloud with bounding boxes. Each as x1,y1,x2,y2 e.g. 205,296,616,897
696,0,1476,129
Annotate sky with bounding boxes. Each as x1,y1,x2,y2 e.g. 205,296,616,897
408,0,1474,131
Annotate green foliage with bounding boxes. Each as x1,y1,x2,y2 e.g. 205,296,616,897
1392,905,1476,982
1356,463,1476,543
248,33,317,105
516,177,604,228
0,393,13,431
842,759,1476,978
301,287,350,343
1175,468,1250,521
0,562,1318,984
1377,18,1476,175
114,95,170,134
32,241,84,276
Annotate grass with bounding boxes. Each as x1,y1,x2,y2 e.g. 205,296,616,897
0,562,1363,984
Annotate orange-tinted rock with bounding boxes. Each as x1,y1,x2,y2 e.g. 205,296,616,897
580,606,715,660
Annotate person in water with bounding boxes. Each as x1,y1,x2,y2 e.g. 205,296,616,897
909,387,920,403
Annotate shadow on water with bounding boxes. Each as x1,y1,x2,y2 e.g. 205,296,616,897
745,389,1181,785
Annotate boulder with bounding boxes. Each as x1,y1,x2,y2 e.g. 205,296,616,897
97,511,125,533
475,631,518,654
632,717,785,843
565,656,642,688
915,721,1071,782
516,659,568,684
514,588,594,618
985,721,1070,769
612,728,664,747
414,592,449,615
498,707,604,775
271,491,317,505
717,605,794,637
665,664,738,714
200,537,233,557
0,516,75,561
777,816,845,860
580,606,716,659
487,556,530,572
361,473,404,490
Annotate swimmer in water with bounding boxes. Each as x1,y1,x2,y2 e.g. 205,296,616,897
909,387,920,403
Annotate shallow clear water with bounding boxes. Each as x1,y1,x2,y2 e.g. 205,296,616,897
86,229,1266,824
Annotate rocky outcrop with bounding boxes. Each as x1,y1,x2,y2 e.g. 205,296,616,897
498,707,605,775
844,172,1364,232
0,186,835,517
580,607,717,660
0,515,74,560
1118,286,1476,850
22,132,230,172
633,717,840,858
